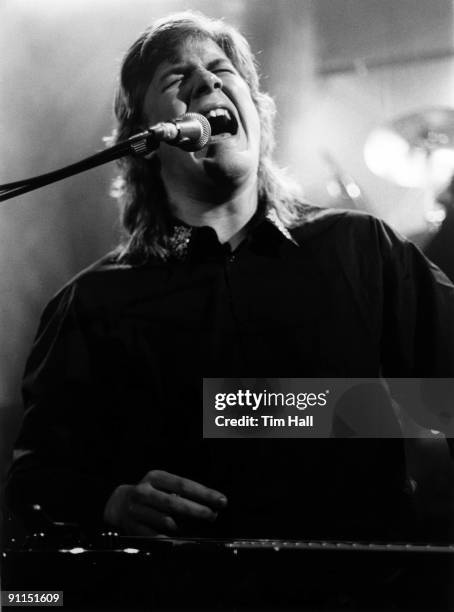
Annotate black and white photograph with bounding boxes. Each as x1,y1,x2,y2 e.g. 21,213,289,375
1,1,454,610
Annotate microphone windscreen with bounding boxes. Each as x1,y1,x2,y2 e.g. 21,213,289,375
179,113,211,151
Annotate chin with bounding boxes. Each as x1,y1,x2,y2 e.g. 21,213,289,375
201,146,257,183
202,159,250,188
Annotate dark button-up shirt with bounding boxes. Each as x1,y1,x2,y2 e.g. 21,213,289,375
7,207,454,540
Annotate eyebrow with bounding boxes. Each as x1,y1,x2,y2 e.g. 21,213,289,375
158,58,233,84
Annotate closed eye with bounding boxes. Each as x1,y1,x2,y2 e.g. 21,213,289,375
162,76,185,92
214,68,235,75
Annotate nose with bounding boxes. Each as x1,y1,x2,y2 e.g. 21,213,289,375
191,68,222,98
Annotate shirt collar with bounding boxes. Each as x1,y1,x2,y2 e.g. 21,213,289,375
167,208,297,261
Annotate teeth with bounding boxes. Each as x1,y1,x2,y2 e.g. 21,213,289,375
205,108,231,120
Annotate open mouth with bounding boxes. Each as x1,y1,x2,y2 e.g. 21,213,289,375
204,108,238,137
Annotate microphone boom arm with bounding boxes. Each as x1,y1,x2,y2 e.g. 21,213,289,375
0,128,164,203
0,114,209,203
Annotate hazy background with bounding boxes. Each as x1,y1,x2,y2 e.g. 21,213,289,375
2,0,454,462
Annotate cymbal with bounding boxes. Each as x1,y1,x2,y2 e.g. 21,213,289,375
364,107,454,188
390,107,454,148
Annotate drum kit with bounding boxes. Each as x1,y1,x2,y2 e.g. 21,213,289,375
363,106,454,231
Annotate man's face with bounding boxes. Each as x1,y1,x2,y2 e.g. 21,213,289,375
142,36,261,194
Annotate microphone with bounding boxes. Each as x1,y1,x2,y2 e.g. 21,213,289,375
129,112,211,155
0,113,211,203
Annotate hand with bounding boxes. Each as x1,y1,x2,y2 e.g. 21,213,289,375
103,470,228,536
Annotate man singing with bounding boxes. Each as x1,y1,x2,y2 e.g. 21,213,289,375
6,11,454,542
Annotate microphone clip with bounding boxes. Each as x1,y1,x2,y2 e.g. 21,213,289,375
128,121,180,157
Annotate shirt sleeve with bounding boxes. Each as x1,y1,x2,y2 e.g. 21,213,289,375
376,217,454,437
5,282,118,529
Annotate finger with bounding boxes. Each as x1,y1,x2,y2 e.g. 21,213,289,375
129,499,178,534
143,470,228,509
124,519,168,538
137,484,218,522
